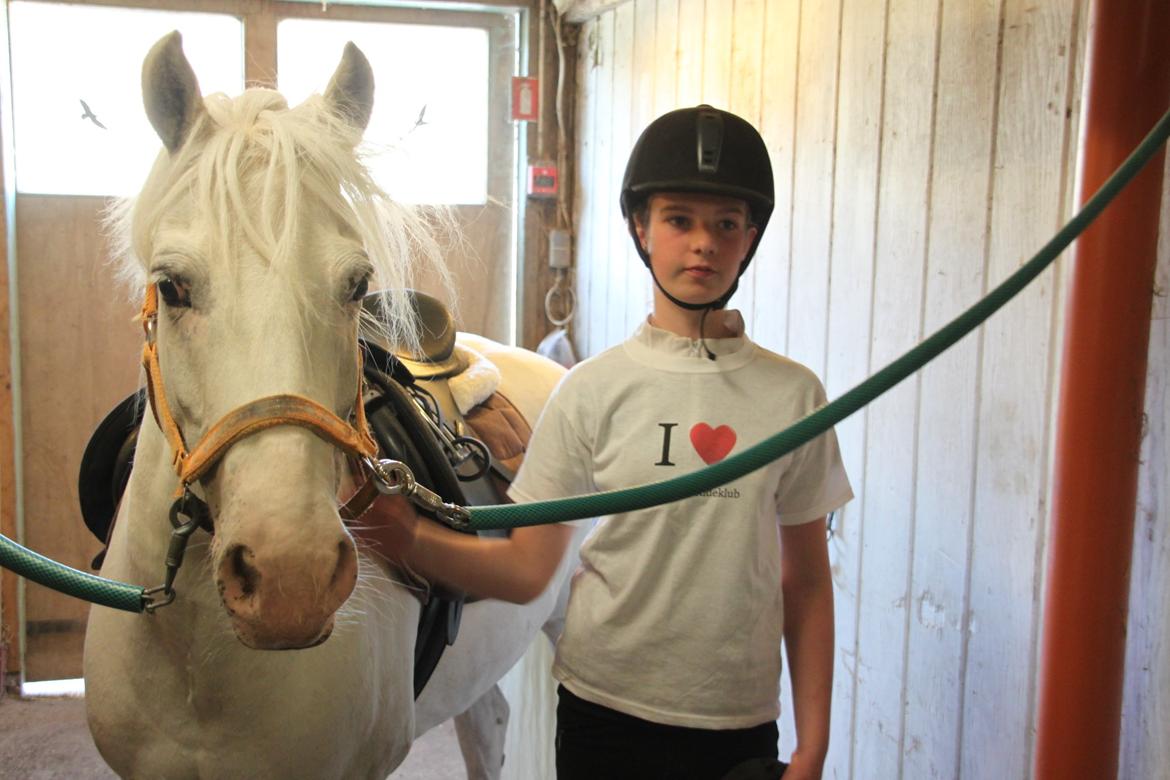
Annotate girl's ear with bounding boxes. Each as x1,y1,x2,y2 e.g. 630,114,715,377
634,215,650,252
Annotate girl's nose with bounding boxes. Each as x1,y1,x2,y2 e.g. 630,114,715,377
691,225,717,254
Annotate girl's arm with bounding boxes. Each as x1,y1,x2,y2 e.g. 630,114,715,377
352,494,575,604
780,516,834,779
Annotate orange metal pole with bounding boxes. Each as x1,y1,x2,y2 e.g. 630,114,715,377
1036,1,1170,777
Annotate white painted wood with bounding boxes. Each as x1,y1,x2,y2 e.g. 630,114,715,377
901,2,1001,778
853,1,939,776
1118,143,1170,780
571,17,600,361
727,0,765,330
700,0,732,109
652,0,680,115
605,2,635,348
566,1,1168,776
751,0,800,356
785,0,838,379
587,11,616,357
963,1,1079,777
626,0,658,333
822,0,885,774
675,0,705,107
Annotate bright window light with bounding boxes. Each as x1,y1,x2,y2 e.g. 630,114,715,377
278,18,490,205
8,2,243,196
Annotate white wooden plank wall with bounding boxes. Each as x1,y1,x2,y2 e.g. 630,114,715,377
1120,149,1170,780
570,0,1169,777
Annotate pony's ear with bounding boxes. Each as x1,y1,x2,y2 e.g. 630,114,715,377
142,31,203,154
324,42,374,132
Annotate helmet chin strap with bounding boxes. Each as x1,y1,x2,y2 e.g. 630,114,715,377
648,267,738,361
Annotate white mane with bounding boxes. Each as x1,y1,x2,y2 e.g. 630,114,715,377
106,87,452,351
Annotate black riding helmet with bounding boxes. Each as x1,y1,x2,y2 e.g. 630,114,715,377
620,105,775,310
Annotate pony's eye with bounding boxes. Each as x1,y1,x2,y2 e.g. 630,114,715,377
158,277,191,308
349,274,370,303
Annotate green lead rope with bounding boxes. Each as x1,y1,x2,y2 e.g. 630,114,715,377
0,534,147,612
1,105,1169,610
465,105,1170,531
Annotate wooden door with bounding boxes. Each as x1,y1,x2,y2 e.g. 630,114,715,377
16,196,140,681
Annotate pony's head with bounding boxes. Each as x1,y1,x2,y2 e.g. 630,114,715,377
111,32,442,649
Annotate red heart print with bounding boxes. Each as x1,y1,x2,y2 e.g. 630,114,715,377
690,423,736,464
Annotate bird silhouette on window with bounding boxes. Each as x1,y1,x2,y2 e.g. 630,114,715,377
80,99,107,130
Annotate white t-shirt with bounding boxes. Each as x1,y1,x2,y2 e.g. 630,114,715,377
508,315,853,729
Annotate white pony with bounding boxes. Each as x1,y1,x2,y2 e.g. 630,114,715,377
84,32,583,779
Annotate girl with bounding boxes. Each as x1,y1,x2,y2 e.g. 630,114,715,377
361,106,852,780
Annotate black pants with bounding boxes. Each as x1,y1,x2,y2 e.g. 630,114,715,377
555,685,788,780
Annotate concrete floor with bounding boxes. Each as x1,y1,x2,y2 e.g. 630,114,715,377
0,694,467,779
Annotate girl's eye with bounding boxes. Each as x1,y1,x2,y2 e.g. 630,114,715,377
720,219,743,231
666,216,689,228
348,274,371,302
158,277,191,308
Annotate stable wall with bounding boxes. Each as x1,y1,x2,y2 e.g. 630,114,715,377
566,0,1169,777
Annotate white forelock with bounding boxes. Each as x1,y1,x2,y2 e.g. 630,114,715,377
106,86,452,353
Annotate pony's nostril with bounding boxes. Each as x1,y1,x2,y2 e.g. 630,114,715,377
330,538,358,591
224,543,260,597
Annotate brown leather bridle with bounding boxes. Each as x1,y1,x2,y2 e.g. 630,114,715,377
138,284,382,608
140,284,379,494
136,285,469,610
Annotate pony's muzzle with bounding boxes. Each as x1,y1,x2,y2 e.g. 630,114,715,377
216,534,358,650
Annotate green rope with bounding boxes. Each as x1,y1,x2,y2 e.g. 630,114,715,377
0,534,146,613
1,105,1168,607
466,104,1170,530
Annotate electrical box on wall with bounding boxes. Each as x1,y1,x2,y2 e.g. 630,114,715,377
528,163,558,199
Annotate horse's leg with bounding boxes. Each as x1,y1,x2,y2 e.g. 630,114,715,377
453,684,509,780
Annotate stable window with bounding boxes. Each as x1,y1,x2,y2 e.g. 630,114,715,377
277,18,490,205
7,2,243,196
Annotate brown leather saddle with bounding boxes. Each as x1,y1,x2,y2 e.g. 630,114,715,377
78,291,530,698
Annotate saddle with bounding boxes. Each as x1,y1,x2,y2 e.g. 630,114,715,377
78,291,531,698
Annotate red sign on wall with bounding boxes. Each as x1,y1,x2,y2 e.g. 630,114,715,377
512,77,539,122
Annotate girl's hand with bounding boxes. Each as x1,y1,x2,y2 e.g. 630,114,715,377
781,751,824,780
350,492,422,564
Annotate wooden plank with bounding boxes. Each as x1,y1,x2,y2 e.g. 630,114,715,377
625,0,658,334
605,2,635,348
675,0,705,107
700,0,732,108
652,0,679,115
962,0,1079,774
1118,133,1170,780
572,17,599,358
726,0,765,329
851,0,938,775
16,196,141,681
902,2,1002,778
751,0,800,355
820,0,886,774
785,0,839,378
586,11,615,355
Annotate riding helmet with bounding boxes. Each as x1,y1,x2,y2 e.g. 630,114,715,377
620,104,774,309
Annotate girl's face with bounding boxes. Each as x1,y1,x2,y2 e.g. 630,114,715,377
635,192,757,308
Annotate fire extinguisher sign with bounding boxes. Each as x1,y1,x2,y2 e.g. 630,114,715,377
512,77,539,122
